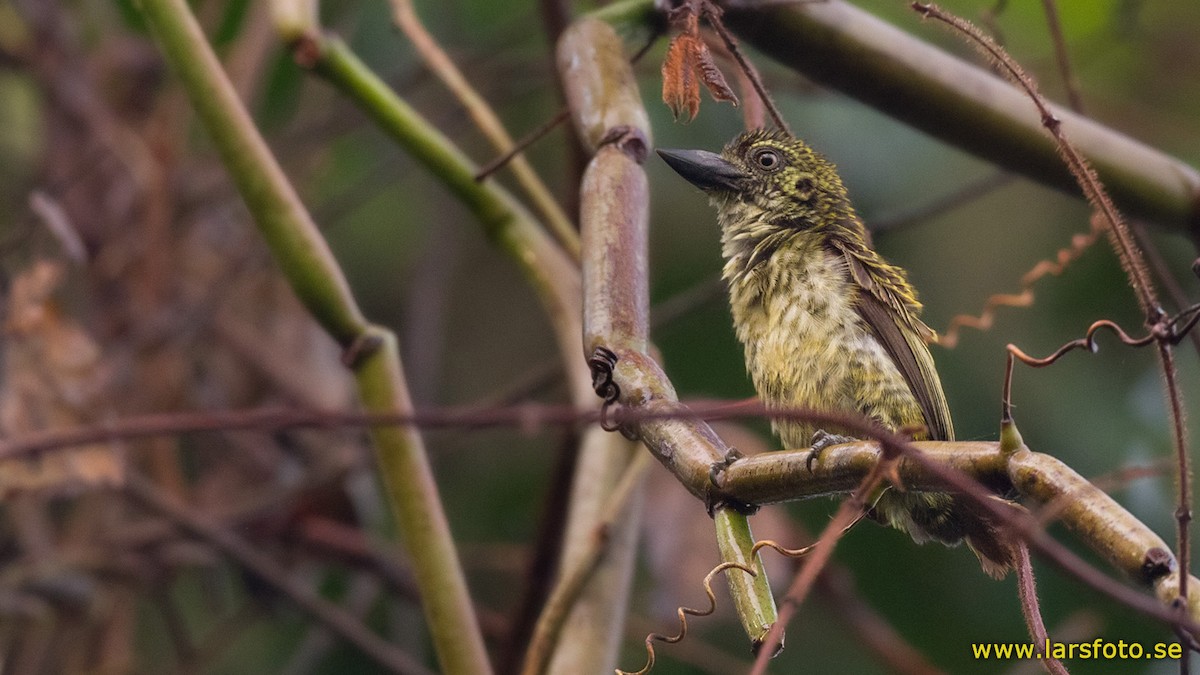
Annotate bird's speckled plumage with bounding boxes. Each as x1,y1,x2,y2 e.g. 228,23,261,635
711,129,951,446
661,129,1011,576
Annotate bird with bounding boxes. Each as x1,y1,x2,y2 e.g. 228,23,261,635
658,128,1013,577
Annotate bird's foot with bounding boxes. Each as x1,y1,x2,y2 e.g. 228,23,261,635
706,448,758,516
708,447,744,487
806,430,857,472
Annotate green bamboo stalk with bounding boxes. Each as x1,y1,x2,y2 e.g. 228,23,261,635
135,2,489,673
305,34,591,404
389,0,581,260
291,27,659,671
139,1,366,346
724,0,1200,229
714,506,778,653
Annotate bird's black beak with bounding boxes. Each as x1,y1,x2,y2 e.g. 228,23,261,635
657,148,744,192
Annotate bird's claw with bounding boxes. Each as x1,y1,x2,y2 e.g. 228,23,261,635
806,430,856,472
706,448,760,516
708,447,745,487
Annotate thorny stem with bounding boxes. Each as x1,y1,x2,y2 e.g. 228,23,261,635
912,2,1194,645
910,4,1158,314
475,109,570,181
1015,543,1068,675
1132,220,1200,358
7,397,1200,630
1162,343,1192,605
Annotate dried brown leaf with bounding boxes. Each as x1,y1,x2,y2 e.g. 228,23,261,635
661,32,739,122
0,261,124,497
694,40,738,105
662,34,702,121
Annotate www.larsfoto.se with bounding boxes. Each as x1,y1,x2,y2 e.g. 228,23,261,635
973,639,1184,660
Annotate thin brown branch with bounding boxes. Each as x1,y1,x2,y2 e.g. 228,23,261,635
475,109,570,181
911,3,1158,316
702,30,763,129
124,473,434,675
28,190,86,262
13,398,1200,637
0,406,580,462
871,170,1014,233
1038,0,1085,114
700,3,789,133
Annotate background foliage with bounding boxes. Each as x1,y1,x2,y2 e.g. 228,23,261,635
2,0,1200,673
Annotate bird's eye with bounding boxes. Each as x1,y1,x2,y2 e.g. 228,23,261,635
750,148,782,172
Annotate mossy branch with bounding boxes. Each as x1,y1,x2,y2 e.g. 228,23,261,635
717,436,1200,635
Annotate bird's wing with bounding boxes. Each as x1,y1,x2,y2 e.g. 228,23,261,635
833,239,955,441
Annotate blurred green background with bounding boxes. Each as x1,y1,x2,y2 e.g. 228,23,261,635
3,0,1200,673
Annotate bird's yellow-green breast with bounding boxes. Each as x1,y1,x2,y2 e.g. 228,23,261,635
658,129,1012,577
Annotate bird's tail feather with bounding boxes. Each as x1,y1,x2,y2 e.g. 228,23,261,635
875,490,1018,579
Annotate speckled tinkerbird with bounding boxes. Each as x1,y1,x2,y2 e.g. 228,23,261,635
659,129,1013,577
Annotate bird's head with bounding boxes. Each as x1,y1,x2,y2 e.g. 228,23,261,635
658,128,856,233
